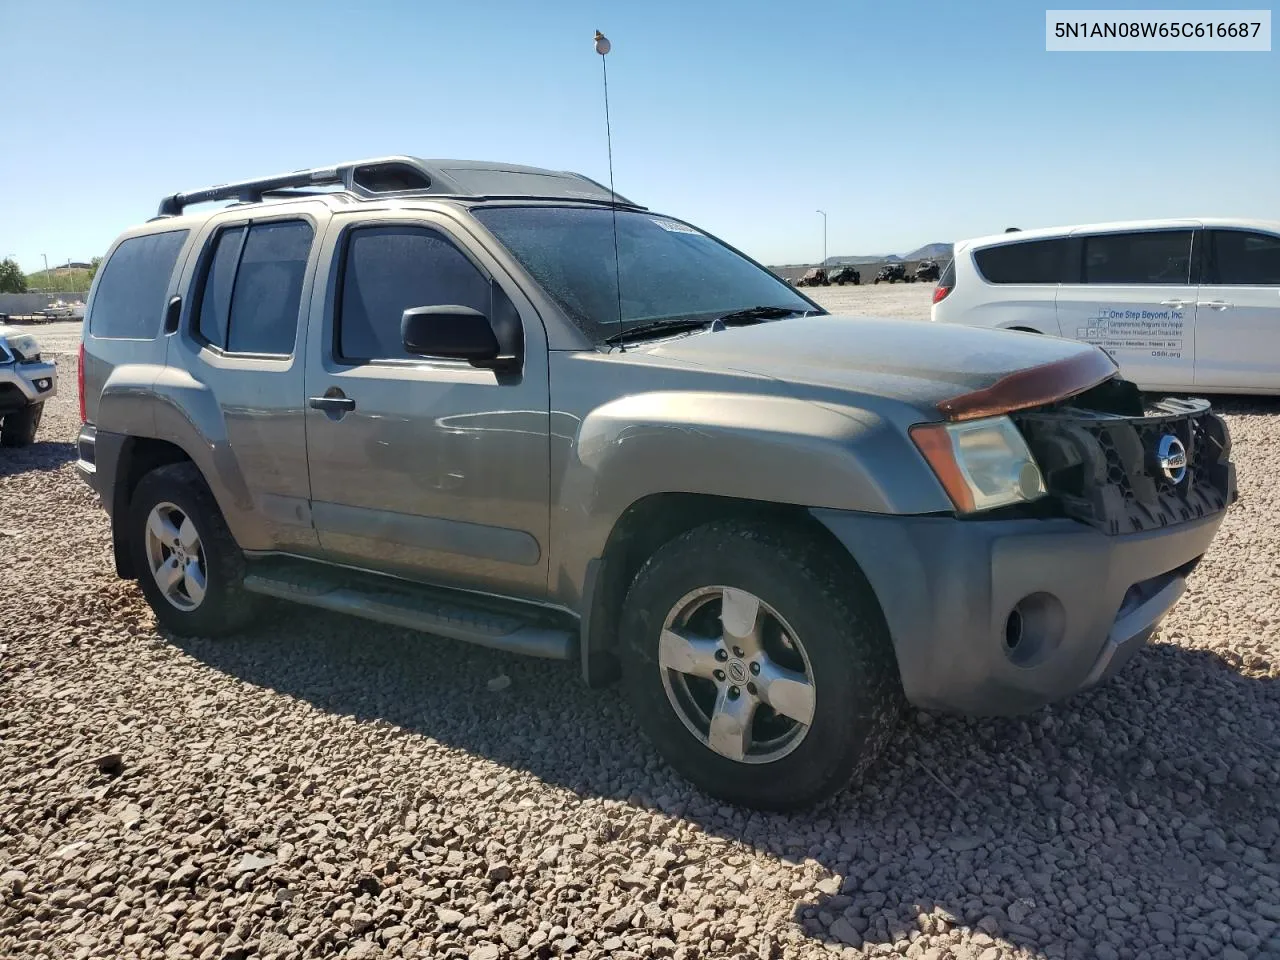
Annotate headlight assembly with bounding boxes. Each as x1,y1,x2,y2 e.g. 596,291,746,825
911,416,1045,513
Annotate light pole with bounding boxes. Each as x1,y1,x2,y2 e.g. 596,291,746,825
41,254,50,293
815,210,827,267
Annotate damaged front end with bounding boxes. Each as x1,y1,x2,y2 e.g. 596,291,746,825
1012,377,1237,535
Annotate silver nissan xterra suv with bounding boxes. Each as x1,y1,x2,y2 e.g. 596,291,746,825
76,157,1236,809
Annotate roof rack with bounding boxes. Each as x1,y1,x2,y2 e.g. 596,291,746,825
155,156,641,217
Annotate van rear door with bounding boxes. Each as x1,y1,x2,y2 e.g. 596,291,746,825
1054,226,1198,391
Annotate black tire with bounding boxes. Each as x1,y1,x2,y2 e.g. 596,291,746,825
128,462,258,637
619,520,902,810
1,402,43,447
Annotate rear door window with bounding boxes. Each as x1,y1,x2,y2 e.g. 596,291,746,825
1082,230,1193,285
337,225,491,362
196,226,245,348
1207,230,1280,285
89,230,189,339
973,238,1070,284
194,220,313,356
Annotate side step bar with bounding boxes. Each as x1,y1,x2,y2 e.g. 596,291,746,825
242,558,576,660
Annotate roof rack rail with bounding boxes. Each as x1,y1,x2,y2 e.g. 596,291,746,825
155,155,639,217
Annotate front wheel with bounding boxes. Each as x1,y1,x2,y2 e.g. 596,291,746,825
129,462,259,636
1,402,43,447
619,520,902,810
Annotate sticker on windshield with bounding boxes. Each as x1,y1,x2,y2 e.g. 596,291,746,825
650,218,702,235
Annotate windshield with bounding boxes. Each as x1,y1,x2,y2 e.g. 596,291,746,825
472,206,818,343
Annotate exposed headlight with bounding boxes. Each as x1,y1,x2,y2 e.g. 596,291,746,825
910,416,1045,513
4,333,42,362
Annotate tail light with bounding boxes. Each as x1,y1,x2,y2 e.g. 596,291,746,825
933,258,957,306
78,342,87,423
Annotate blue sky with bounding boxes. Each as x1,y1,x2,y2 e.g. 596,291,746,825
1,0,1276,271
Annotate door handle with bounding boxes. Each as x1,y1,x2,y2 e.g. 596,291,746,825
1159,299,1193,308
163,295,182,334
309,394,356,415
1196,300,1234,310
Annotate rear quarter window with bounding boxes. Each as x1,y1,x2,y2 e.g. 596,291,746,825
973,238,1071,284
937,257,956,288
1207,230,1280,285
88,230,189,339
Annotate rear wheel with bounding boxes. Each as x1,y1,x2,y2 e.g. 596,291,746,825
129,462,259,636
619,520,902,809
1,402,43,447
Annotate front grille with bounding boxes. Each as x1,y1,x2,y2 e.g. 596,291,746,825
1014,397,1235,535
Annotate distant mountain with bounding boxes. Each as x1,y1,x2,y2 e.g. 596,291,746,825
902,242,952,261
819,243,951,268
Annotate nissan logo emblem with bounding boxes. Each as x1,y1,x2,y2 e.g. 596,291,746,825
1157,435,1188,484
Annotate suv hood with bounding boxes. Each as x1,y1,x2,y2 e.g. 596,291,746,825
645,315,1109,418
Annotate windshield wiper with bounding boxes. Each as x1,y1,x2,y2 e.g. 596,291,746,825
602,318,711,345
602,306,811,345
716,305,810,323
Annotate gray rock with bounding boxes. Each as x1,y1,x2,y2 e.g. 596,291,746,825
1229,764,1256,788
487,862,513,882
231,852,276,875
1232,929,1261,950
827,917,862,947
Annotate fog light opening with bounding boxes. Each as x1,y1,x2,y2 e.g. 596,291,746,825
1004,608,1024,650
1003,592,1067,668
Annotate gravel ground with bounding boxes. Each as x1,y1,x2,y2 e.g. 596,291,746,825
802,282,936,320
2,337,1278,960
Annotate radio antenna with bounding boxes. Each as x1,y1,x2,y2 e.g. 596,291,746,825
594,30,625,350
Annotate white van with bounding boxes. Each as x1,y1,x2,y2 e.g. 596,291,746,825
931,218,1280,394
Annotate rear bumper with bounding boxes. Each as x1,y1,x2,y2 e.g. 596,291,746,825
812,508,1225,715
75,423,102,501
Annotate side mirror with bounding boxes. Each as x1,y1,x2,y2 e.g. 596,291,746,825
401,305,502,365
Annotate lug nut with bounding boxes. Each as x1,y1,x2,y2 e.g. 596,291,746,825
746,682,757,696
732,646,744,657
715,649,728,662
727,686,740,700
749,661,760,675
714,669,725,682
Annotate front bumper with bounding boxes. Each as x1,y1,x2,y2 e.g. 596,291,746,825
0,358,58,412
812,507,1225,715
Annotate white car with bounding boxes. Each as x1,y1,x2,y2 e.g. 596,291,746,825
931,218,1280,394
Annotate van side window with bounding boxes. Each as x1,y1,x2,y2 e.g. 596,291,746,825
195,220,313,356
1207,230,1280,285
973,239,1069,284
1082,231,1193,285
88,230,189,339
337,226,491,362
